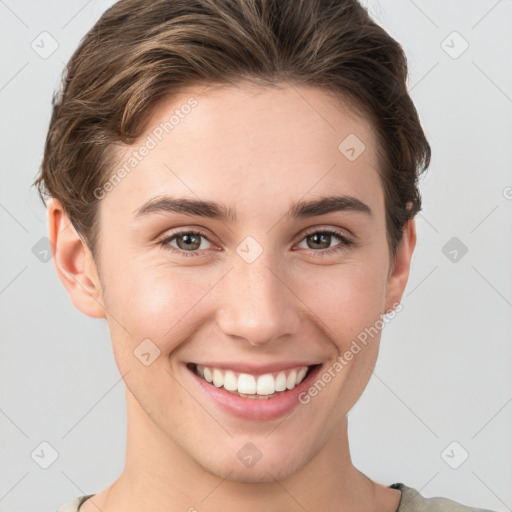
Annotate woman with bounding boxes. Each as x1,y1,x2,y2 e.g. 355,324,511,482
34,0,497,510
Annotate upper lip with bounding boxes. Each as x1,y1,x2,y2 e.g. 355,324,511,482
188,361,321,376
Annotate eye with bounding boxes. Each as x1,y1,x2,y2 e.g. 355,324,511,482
158,228,353,258
159,230,212,256
296,229,353,255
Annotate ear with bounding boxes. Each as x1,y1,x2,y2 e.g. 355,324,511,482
384,217,417,313
48,198,106,318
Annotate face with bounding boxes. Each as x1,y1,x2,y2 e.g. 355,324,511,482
52,82,414,483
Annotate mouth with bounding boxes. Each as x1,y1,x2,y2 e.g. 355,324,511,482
187,362,316,399
185,361,323,421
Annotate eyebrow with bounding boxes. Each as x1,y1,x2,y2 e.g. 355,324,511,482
133,194,372,221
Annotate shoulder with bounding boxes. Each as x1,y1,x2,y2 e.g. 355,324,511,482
391,483,498,512
54,494,93,512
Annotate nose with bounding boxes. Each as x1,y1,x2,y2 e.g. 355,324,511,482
216,249,302,347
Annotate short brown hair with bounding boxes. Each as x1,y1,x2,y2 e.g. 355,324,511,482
33,0,431,260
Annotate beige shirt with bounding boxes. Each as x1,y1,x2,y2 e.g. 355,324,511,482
53,483,497,512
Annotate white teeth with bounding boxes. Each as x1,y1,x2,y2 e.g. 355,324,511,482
203,367,213,383
275,371,287,392
238,373,256,394
212,368,223,387
297,366,308,383
286,369,297,390
223,370,238,391
256,374,275,395
193,364,312,397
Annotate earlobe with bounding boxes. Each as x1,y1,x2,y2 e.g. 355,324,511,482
384,218,417,313
48,198,107,319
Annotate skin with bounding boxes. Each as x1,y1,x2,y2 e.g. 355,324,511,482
48,82,415,512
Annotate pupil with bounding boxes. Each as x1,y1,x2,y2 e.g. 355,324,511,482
179,234,200,250
309,233,330,250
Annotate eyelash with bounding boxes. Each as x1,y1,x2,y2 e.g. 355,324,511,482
158,228,353,258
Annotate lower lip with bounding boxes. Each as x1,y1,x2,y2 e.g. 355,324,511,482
187,364,322,421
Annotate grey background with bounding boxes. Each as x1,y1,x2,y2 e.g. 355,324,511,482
0,0,511,511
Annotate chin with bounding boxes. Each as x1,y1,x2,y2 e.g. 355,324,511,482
217,464,298,485
197,448,304,484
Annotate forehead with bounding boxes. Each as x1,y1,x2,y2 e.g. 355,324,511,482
105,82,383,221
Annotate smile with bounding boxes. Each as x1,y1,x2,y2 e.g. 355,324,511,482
191,363,311,399
186,361,323,421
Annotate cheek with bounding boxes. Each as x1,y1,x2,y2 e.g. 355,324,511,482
106,260,219,354
301,260,389,411
296,255,388,351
